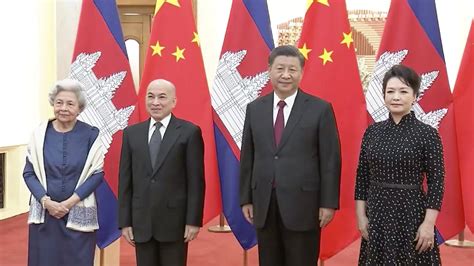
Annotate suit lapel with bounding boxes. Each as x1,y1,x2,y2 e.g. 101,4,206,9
277,90,307,152
152,115,181,176
260,93,277,151
138,119,154,172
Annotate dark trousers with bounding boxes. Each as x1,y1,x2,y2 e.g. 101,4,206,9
135,238,188,266
256,190,320,266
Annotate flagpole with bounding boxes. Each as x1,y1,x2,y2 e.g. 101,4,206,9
445,228,474,248
243,249,248,266
208,213,232,233
99,249,105,266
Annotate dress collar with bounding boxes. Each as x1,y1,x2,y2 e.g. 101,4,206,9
388,111,416,126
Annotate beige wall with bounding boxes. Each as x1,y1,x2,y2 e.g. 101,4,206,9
0,0,56,219
56,0,81,81
0,146,30,219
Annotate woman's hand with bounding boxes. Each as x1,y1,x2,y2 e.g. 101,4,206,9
44,198,69,219
61,193,81,210
355,200,369,240
415,221,435,253
415,209,439,253
357,214,369,240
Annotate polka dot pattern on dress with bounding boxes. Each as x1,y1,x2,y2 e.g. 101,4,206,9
355,112,445,265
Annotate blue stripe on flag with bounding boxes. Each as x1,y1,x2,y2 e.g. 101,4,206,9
95,180,121,249
93,0,128,56
214,124,257,249
242,0,275,50
407,0,445,60
435,227,445,244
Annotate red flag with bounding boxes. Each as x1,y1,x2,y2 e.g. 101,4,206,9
297,0,368,259
70,0,138,248
454,20,474,232
365,0,464,240
136,0,221,222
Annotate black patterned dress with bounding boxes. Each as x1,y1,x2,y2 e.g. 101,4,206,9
355,112,445,265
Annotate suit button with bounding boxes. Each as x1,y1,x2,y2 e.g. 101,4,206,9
274,156,279,159
151,179,156,183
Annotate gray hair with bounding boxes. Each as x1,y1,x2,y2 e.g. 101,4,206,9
48,79,87,112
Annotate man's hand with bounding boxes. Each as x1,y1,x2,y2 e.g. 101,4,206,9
184,225,200,243
242,204,254,224
122,227,135,246
319,208,335,228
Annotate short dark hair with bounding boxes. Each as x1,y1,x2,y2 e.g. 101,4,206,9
268,45,305,68
382,64,421,97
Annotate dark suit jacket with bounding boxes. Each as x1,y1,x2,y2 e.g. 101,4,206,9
240,90,341,231
118,114,205,243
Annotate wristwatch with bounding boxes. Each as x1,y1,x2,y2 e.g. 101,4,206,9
41,196,51,209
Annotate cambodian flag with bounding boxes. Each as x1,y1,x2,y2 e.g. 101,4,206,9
210,0,274,249
70,0,138,248
365,0,464,242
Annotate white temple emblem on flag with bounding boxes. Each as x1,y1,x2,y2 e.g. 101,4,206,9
210,50,270,148
70,52,135,154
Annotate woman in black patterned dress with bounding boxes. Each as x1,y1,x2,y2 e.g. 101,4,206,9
355,65,444,265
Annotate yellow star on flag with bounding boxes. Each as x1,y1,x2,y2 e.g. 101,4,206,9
317,0,329,7
298,43,312,60
150,40,165,56
319,48,333,65
155,0,180,14
172,46,185,62
192,32,200,47
340,31,353,48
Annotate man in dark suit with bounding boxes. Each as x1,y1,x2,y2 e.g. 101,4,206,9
240,45,341,266
118,79,205,266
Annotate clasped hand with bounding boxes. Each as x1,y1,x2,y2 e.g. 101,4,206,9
44,200,69,219
43,194,79,219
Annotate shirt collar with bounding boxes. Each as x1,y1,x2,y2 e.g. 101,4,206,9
273,90,298,109
149,113,172,131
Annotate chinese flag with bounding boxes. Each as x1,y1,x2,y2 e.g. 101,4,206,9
136,0,221,223
298,0,368,260
454,20,474,232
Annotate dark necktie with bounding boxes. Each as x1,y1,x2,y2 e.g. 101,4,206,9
274,100,286,146
149,122,162,169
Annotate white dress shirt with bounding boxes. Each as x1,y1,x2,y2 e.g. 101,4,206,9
273,90,298,126
148,114,171,143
